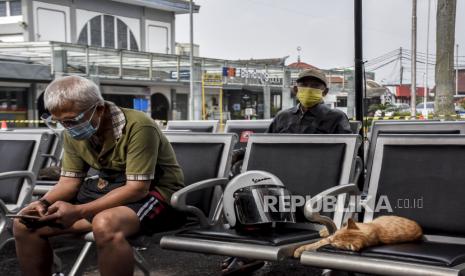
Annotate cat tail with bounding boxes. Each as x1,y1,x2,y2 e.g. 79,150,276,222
294,238,331,258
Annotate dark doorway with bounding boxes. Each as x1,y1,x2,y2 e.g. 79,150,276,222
176,93,188,120
103,94,135,109
151,93,169,121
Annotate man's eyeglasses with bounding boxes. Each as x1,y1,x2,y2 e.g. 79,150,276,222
41,105,97,129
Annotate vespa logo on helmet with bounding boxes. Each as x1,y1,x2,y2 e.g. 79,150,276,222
252,177,271,184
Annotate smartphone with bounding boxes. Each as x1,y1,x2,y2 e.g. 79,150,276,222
6,214,64,229
6,214,41,220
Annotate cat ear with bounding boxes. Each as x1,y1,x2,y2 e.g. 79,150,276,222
346,218,359,230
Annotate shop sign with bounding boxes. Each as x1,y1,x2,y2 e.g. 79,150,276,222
170,70,190,79
237,69,283,85
203,73,223,85
133,98,148,111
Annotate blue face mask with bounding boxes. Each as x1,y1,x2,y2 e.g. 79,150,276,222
66,106,100,140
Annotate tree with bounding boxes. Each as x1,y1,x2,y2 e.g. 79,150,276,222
434,0,456,117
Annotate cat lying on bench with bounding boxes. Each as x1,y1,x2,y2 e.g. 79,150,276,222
294,216,423,258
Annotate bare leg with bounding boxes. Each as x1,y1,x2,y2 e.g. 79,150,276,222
92,206,140,276
13,218,92,276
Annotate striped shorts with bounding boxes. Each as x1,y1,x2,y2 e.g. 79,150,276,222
125,190,186,234
127,190,166,222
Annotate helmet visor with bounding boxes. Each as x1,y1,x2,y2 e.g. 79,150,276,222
233,185,295,225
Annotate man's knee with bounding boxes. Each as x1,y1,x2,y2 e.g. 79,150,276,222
13,219,33,241
92,213,126,247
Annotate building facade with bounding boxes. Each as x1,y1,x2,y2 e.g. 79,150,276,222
0,0,363,125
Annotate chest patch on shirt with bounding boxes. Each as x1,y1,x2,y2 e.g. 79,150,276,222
97,178,109,190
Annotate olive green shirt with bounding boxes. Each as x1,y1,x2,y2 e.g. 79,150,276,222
60,102,184,203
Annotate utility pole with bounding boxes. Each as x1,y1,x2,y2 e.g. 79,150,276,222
354,0,364,189
456,44,459,95
188,0,195,120
399,47,403,85
411,0,417,117
354,0,363,123
435,0,457,116
424,0,431,116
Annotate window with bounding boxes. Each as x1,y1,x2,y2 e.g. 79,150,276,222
117,19,128,49
0,2,6,17
77,26,88,45
9,0,21,16
0,0,22,17
90,16,101,47
129,32,138,51
77,15,139,51
104,15,115,48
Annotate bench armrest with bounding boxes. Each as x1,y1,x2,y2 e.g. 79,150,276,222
304,184,360,234
41,154,59,166
352,156,363,184
0,171,36,210
171,178,229,227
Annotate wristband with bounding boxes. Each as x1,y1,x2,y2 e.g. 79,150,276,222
39,198,51,209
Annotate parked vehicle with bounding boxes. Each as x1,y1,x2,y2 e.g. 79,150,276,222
415,102,465,116
374,103,410,117
416,102,435,116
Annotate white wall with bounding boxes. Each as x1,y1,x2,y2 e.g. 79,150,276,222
32,1,70,42
0,34,24,42
0,15,23,24
145,19,171,54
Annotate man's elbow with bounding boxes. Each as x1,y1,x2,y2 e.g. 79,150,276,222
128,183,150,199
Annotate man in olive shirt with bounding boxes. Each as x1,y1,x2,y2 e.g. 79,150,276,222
13,76,184,276
268,68,352,134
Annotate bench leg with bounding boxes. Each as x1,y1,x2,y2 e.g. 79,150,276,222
52,251,63,275
134,248,150,276
68,241,93,276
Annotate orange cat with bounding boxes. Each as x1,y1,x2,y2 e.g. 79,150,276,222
294,216,423,258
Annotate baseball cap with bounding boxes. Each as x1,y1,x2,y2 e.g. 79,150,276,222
296,68,328,87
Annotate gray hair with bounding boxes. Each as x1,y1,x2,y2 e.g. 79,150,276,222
44,75,104,112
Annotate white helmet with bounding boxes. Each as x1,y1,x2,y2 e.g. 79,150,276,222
223,170,296,227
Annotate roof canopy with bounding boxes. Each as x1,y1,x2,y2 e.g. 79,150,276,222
111,0,200,14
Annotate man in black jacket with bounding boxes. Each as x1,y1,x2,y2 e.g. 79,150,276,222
268,68,352,134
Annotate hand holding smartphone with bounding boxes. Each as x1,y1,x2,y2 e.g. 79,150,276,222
6,214,41,220
6,213,64,229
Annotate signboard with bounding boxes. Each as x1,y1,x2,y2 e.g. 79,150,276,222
203,73,223,86
238,69,269,83
236,69,283,85
133,98,148,111
170,70,190,79
222,67,236,77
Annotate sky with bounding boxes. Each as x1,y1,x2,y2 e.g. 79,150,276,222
175,0,465,86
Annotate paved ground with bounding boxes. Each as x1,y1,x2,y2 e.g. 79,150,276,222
0,233,326,276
